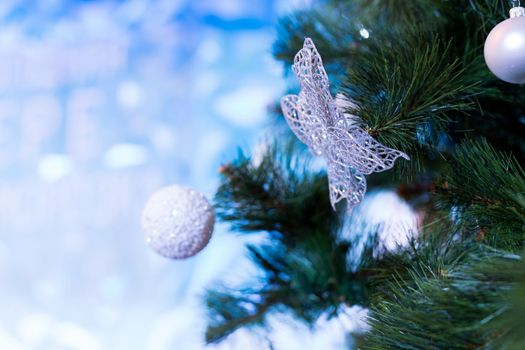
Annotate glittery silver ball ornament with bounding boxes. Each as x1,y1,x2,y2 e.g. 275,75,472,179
141,185,214,259
484,6,525,84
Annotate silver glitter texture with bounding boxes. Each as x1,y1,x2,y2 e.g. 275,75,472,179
281,38,409,211
141,185,214,259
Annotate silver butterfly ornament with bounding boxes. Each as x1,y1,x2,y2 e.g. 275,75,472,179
280,38,410,211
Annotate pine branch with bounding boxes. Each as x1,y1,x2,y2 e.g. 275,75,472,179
205,228,370,343
361,246,522,350
214,140,336,241
339,28,485,179
273,2,360,68
437,139,525,250
205,288,282,343
495,252,525,350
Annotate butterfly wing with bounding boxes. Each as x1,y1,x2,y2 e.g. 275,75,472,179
281,93,326,156
326,148,367,211
328,126,410,175
291,38,340,127
292,38,330,93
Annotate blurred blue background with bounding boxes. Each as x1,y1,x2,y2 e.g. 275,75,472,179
0,1,321,349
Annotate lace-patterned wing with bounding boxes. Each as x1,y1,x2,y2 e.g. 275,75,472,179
327,126,410,175
326,149,367,211
291,38,340,126
280,94,326,156
292,38,330,92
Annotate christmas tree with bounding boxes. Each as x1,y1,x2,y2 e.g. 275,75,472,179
203,1,525,348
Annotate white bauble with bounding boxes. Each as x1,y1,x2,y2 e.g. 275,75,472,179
484,6,525,84
141,185,214,259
